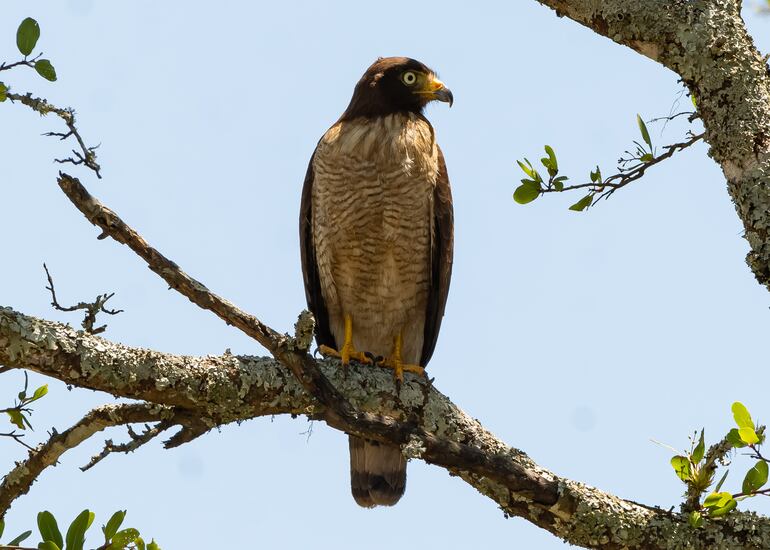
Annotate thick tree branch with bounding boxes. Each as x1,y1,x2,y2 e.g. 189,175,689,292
535,0,770,290
3,308,770,548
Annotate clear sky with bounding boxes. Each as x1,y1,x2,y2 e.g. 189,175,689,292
3,1,770,548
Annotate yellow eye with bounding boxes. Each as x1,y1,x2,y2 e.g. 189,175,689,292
402,71,417,86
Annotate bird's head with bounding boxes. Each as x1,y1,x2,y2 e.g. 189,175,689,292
341,57,453,120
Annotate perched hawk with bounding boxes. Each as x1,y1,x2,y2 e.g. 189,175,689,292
300,57,454,507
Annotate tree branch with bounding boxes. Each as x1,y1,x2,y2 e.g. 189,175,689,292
0,403,176,518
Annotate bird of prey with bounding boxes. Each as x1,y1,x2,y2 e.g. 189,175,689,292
300,57,454,507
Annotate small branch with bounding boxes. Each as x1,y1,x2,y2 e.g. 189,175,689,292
43,263,122,334
80,420,175,472
542,132,704,203
0,53,43,73
6,92,101,178
0,431,34,451
0,403,176,518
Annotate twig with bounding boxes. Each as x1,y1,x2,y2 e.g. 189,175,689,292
81,420,174,471
7,92,101,178
43,263,123,334
0,53,43,73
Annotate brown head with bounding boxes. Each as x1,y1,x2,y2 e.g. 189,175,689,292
340,57,453,121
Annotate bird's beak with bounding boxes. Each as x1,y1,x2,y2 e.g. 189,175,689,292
422,75,453,107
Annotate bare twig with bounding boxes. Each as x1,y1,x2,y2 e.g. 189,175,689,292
0,53,43,73
6,92,101,178
43,263,122,334
81,420,175,471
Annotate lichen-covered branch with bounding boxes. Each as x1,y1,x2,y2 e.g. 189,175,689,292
535,0,770,290
2,307,770,548
0,402,175,518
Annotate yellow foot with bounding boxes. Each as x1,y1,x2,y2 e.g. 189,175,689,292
319,343,372,366
380,356,426,384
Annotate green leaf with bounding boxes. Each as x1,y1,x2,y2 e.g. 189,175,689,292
688,510,704,528
103,510,126,541
732,402,754,429
637,113,652,148
513,180,540,205
691,94,697,108
0,82,7,103
552,176,568,192
65,510,94,550
742,460,769,494
569,194,593,212
703,491,732,508
16,18,40,56
8,530,32,545
727,428,748,448
0,518,4,538
107,528,140,549
714,469,729,492
671,455,691,481
692,429,705,464
543,145,558,177
38,511,63,549
39,541,62,550
34,59,57,82
708,498,737,517
147,540,160,550
739,426,760,445
517,159,535,179
7,409,25,430
30,384,49,402
589,166,602,183
640,153,654,162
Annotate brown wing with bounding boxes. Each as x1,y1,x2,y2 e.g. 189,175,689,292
420,146,454,367
299,148,337,350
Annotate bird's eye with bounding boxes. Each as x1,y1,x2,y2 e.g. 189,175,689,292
401,71,417,86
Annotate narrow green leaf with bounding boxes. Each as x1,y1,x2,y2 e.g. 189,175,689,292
8,530,32,545
688,510,704,528
513,181,540,205
708,498,737,517
691,94,697,108
103,510,126,542
39,541,62,550
742,460,769,494
107,528,140,549
671,455,691,481
637,113,652,148
0,518,4,538
31,384,49,402
16,18,40,56
0,82,7,103
569,194,593,212
543,145,558,177
34,59,57,82
517,159,534,178
739,426,760,445
714,469,729,492
38,511,63,549
727,428,748,448
65,510,94,550
544,145,557,169
640,153,654,163
732,402,754,429
692,430,705,464
7,410,25,430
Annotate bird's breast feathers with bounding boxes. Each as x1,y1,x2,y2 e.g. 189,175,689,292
316,112,438,181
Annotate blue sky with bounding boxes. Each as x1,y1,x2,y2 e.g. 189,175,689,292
3,1,770,548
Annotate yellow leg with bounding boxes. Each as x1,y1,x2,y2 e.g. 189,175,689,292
381,331,426,384
318,314,371,366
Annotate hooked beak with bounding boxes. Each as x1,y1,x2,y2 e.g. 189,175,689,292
420,75,454,107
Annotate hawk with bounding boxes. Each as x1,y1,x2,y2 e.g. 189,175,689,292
300,57,454,507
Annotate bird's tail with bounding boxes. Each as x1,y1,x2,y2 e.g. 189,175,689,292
349,435,406,507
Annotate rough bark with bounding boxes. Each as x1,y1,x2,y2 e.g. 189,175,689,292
3,307,770,549
537,0,770,288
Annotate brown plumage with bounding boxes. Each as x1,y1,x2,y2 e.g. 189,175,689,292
299,57,454,507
